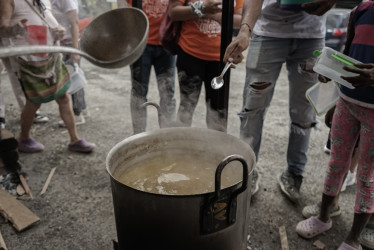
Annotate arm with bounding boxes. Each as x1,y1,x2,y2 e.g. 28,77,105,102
66,9,80,64
301,0,337,16
168,0,222,21
223,0,263,63
0,0,27,38
205,8,243,28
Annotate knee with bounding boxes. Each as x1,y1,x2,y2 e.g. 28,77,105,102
56,93,70,106
291,122,316,135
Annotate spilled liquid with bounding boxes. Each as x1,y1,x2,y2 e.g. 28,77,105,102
118,152,243,195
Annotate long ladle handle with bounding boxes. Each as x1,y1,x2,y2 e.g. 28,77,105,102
0,45,98,63
219,62,233,78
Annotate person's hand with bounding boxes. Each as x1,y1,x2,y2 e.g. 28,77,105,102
301,0,337,16
318,74,331,83
223,31,249,64
324,105,335,128
0,19,27,38
50,25,66,42
341,63,374,87
204,13,221,23
203,0,222,15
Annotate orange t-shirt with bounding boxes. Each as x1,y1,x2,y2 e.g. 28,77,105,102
127,0,169,45
178,0,243,61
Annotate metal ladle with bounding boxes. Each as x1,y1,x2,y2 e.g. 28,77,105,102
0,8,149,69
211,62,233,90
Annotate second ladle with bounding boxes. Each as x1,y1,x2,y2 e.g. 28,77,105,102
211,62,233,90
0,8,149,69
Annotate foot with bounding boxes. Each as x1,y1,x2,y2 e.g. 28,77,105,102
302,201,341,218
0,117,5,129
18,138,44,153
360,224,374,249
34,111,49,124
278,170,303,203
251,169,260,196
337,242,362,250
68,139,95,153
296,216,332,239
324,145,331,155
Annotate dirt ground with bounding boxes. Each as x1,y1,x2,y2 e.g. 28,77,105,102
0,50,358,250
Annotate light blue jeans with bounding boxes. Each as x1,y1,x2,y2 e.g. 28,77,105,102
239,35,324,176
130,45,177,134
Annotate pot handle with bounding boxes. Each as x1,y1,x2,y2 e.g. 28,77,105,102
214,154,248,201
201,154,249,235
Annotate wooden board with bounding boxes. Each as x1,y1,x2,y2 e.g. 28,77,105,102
0,189,40,231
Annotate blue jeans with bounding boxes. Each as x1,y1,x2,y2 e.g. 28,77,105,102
130,45,177,134
239,35,324,176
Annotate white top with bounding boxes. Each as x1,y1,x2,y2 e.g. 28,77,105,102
2,0,59,62
51,0,78,40
253,0,327,39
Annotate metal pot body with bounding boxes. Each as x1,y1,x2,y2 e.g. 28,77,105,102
106,128,256,250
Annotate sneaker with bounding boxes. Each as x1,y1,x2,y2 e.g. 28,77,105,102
278,170,303,203
302,201,341,218
58,114,86,127
0,117,5,129
68,139,95,153
251,169,260,196
341,171,356,192
18,138,44,153
81,109,89,117
324,145,331,155
34,111,49,123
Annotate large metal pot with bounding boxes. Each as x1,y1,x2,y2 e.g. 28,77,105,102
106,127,256,250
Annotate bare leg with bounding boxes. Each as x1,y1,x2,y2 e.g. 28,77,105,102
345,212,371,249
18,99,41,140
55,93,80,144
319,193,337,222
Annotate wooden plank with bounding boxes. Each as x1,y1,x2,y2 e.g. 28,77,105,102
40,167,56,195
19,175,33,200
0,230,8,250
279,226,289,250
0,189,40,232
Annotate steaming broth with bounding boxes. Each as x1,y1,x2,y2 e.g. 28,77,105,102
118,152,243,195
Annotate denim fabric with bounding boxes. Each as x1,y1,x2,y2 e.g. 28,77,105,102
130,45,176,134
239,35,324,176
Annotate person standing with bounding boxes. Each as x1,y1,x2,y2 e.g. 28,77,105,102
0,0,95,153
52,0,88,126
296,2,374,249
119,0,177,134
168,0,243,132
223,0,337,198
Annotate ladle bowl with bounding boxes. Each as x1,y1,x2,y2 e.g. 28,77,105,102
0,8,149,69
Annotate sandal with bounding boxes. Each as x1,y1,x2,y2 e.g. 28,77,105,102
18,138,44,153
302,201,341,218
338,242,362,250
360,224,374,249
296,216,332,239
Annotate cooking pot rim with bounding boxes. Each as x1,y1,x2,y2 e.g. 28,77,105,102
106,127,256,197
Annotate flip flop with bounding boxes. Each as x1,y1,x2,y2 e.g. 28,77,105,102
338,242,362,250
360,224,374,249
296,216,332,239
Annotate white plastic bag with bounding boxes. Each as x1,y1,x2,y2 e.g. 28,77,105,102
67,63,87,94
